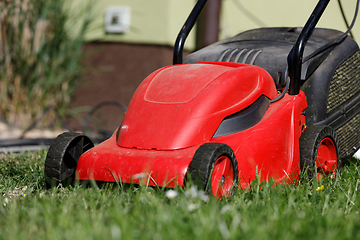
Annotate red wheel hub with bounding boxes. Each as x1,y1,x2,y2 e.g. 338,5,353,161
211,156,234,198
316,137,337,179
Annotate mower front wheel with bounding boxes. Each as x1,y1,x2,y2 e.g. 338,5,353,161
186,143,239,198
44,132,94,188
299,125,339,180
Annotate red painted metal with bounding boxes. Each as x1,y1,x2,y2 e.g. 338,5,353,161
76,62,308,193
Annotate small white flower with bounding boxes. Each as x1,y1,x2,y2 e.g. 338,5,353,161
185,186,209,203
220,205,233,214
187,203,200,212
140,196,148,204
133,173,146,180
197,190,209,203
165,190,178,199
110,225,121,239
185,186,199,198
3,197,9,206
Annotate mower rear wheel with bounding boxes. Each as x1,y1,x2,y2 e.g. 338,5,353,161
299,125,339,180
187,143,239,198
44,132,94,188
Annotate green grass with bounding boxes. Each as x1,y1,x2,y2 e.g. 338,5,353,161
1,152,360,240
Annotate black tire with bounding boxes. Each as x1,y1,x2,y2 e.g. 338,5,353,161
44,132,94,188
186,143,239,197
299,125,340,180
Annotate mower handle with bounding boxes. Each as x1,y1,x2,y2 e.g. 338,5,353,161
173,0,208,65
174,0,330,95
288,0,330,95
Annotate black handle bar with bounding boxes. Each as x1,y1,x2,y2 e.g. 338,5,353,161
288,0,330,95
173,0,208,65
173,0,331,96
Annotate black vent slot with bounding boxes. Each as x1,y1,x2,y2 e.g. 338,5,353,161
327,51,360,113
217,48,262,65
213,95,270,138
336,113,360,158
326,50,360,159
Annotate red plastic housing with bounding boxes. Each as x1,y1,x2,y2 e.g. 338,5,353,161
118,62,277,150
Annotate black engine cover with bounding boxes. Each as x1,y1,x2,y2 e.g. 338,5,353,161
184,27,360,159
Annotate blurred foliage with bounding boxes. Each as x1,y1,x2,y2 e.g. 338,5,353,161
0,0,91,128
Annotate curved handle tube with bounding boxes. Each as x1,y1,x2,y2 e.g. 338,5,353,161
173,0,208,65
288,0,330,95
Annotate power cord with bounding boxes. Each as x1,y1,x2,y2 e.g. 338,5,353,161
0,101,127,150
304,0,359,62
338,0,354,39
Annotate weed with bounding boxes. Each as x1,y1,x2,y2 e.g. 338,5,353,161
0,0,92,128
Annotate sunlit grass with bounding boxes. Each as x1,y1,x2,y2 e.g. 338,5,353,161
1,152,360,239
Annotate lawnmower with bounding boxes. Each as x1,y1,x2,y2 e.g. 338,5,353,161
44,0,360,197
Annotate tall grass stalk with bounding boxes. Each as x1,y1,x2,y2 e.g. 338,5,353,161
0,0,91,128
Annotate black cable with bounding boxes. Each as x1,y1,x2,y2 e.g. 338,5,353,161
270,77,290,103
19,106,53,139
304,0,359,62
0,100,127,151
20,106,73,139
82,101,127,134
232,0,267,27
0,138,54,148
21,101,127,139
338,0,354,39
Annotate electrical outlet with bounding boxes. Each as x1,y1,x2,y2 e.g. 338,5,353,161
105,6,131,34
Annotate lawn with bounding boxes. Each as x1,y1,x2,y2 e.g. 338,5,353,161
1,151,360,240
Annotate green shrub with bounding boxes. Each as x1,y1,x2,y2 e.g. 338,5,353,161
0,0,91,128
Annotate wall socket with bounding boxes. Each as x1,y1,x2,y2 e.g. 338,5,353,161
105,6,131,34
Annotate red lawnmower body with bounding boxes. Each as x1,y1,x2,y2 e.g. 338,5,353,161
45,0,348,196
76,62,307,189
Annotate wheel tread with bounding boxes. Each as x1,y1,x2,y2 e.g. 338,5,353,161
44,132,94,188
187,143,239,197
299,125,340,180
